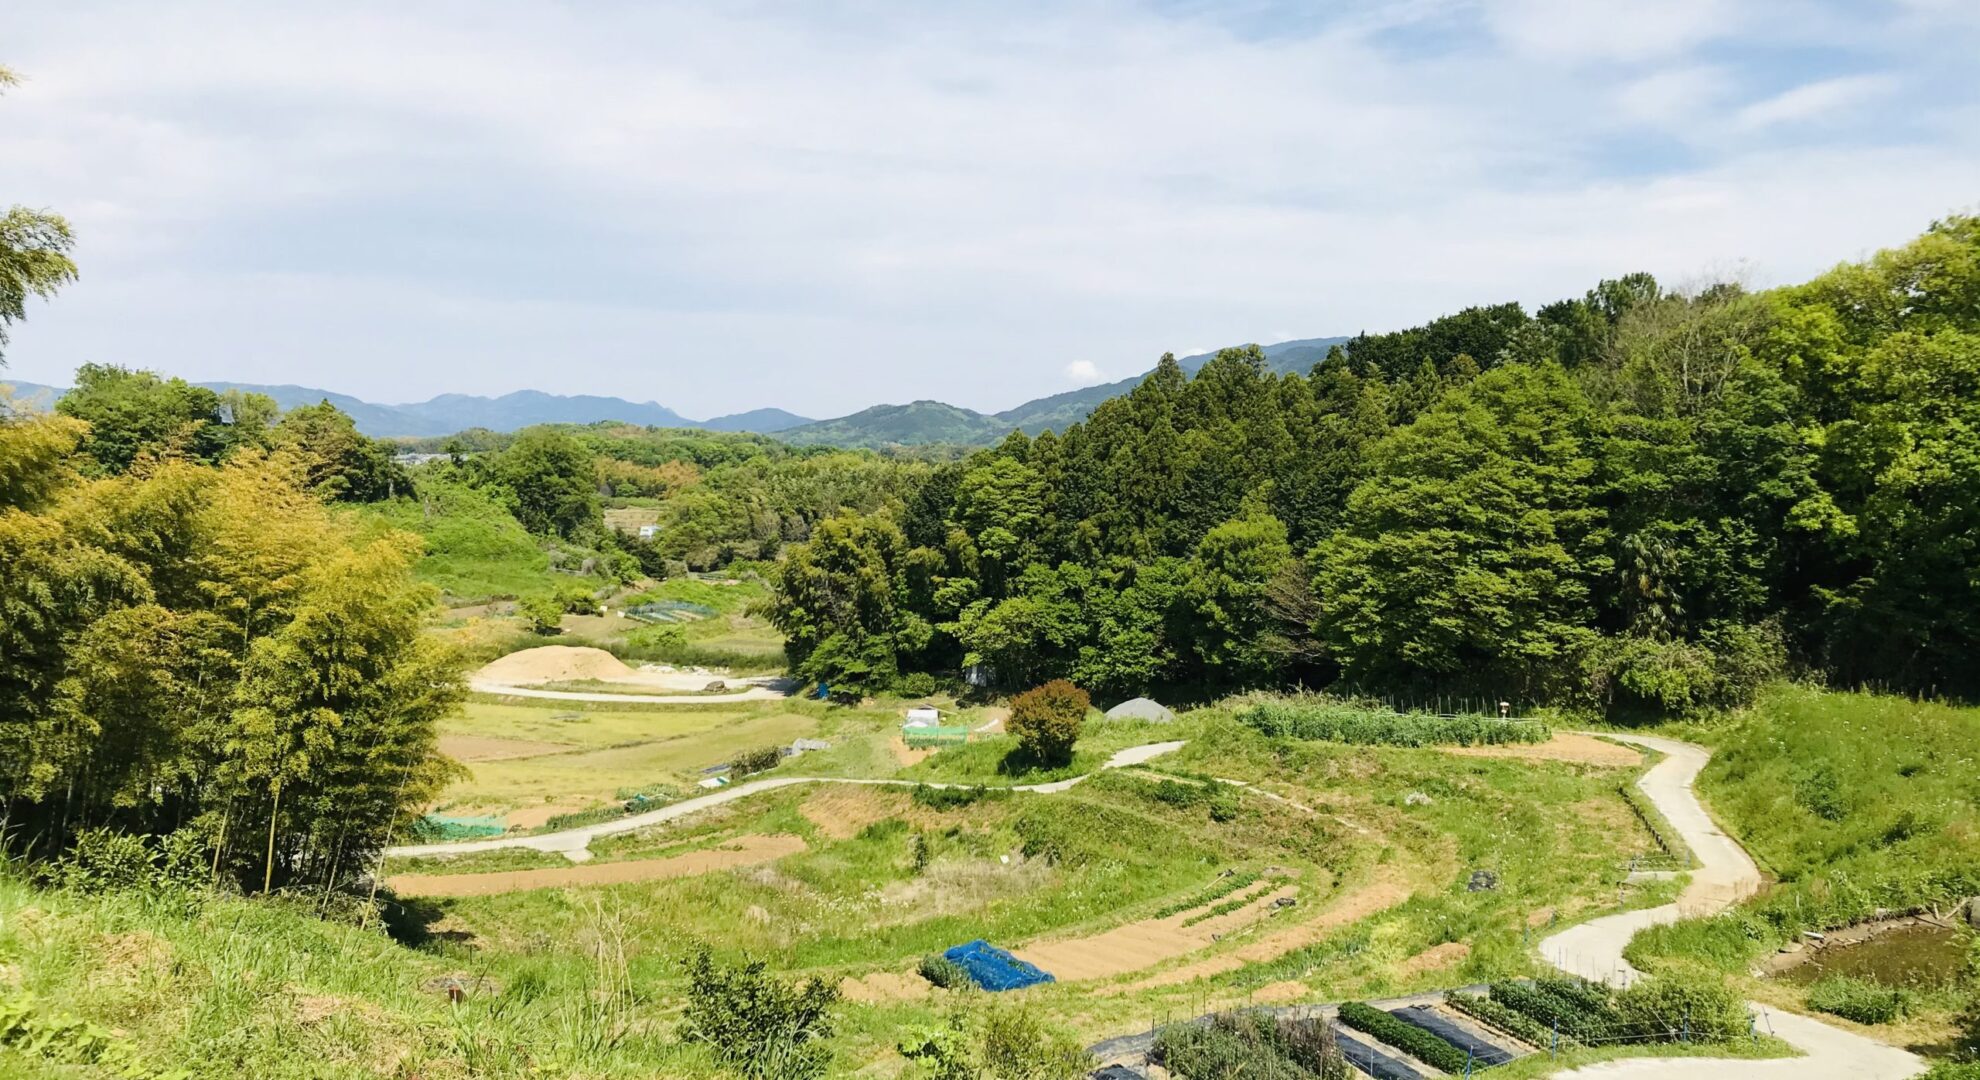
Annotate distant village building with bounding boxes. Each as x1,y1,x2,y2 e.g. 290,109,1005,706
904,705,942,727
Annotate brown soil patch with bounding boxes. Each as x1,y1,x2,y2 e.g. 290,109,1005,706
438,733,573,762
1443,733,1640,766
838,971,931,1003
87,931,170,988
504,803,592,829
1526,907,1556,928
1112,867,1416,993
386,834,807,897
476,646,639,686
1251,980,1311,1004
1399,941,1471,977
1012,884,1300,983
800,786,900,840
891,735,934,766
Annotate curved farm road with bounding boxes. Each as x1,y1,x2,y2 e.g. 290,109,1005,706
1541,733,1923,1079
385,741,1186,862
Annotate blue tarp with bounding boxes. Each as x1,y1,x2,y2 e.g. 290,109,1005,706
942,940,1054,991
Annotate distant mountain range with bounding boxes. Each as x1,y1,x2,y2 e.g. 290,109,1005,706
0,335,1346,448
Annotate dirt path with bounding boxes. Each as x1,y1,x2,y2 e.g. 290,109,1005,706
385,741,1188,861
1013,885,1300,982
384,834,807,897
1541,733,1924,1080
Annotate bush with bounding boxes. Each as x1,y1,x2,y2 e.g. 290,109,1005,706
1336,1002,1469,1073
978,1004,1092,1079
680,947,838,1080
1239,700,1548,747
917,954,970,990
556,582,600,614
1154,1009,1348,1080
1008,679,1089,765
1805,976,1912,1025
520,593,564,634
910,784,1007,811
1613,975,1750,1042
1488,980,1624,1041
732,745,784,776
897,671,940,697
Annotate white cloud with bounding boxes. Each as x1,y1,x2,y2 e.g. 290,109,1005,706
0,2,1974,416
1736,74,1898,130
1064,359,1106,384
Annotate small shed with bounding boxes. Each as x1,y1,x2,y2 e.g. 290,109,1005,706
1105,697,1176,723
904,705,942,728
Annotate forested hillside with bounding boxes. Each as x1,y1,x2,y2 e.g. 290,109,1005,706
770,219,1980,713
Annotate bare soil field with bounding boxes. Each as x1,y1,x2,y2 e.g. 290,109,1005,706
384,834,807,897
437,733,573,762
1442,732,1641,766
1013,884,1300,982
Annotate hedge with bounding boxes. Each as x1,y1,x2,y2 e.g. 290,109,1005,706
1335,1002,1470,1073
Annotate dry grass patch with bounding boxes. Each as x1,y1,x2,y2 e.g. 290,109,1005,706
799,786,901,840
386,834,807,897
1442,732,1641,766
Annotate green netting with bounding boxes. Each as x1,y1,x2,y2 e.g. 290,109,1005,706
904,726,971,748
421,814,505,839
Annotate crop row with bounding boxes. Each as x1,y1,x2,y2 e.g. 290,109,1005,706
1239,703,1550,747
1486,979,1627,1042
1443,991,1580,1051
1335,1003,1471,1074
1154,870,1260,920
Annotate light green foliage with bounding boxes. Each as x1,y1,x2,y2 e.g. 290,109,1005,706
0,990,191,1080
1239,698,1549,746
0,64,79,362
1154,1010,1348,1080
362,476,554,602
679,947,839,1080
1007,679,1088,765
1805,977,1913,1025
55,363,256,472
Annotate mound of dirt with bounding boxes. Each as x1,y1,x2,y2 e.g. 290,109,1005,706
477,646,638,686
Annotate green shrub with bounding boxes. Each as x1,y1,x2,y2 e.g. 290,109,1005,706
1239,700,1548,747
917,954,970,990
0,990,190,1080
1008,679,1089,765
1805,976,1913,1025
1488,980,1625,1041
910,784,1007,811
1921,1065,1980,1080
1336,1002,1469,1073
680,947,838,1080
1154,1009,1347,1080
897,671,940,697
731,745,785,776
556,581,600,613
978,1003,1092,1079
520,593,564,634
1613,975,1750,1042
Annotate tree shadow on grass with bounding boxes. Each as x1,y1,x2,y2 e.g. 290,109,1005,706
381,893,478,953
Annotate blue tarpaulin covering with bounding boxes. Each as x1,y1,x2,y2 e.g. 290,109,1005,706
942,940,1054,991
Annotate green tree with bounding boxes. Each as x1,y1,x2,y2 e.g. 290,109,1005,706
494,427,599,538
1315,363,1610,699
1182,502,1295,686
270,401,408,502
1007,679,1088,765
55,364,239,472
0,66,78,366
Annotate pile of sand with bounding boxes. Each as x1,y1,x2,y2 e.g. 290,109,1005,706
476,646,639,686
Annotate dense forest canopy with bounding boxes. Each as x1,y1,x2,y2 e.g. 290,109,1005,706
769,218,1980,713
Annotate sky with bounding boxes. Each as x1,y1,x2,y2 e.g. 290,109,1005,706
2,1,1976,420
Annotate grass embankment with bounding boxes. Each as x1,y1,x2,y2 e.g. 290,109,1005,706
1629,685,1980,1058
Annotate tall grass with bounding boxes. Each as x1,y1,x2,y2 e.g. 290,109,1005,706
1239,697,1550,746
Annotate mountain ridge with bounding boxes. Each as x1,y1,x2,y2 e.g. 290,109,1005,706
0,334,1347,446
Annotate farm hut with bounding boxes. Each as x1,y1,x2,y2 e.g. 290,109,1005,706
904,705,942,728
1105,697,1176,723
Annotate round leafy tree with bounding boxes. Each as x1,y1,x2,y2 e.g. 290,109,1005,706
1008,679,1089,765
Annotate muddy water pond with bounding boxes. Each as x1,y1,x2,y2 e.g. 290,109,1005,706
1775,919,1974,989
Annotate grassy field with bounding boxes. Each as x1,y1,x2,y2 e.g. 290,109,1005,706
1628,686,1980,1057
22,685,1945,1078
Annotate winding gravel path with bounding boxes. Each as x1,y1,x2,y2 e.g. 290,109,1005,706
385,740,1186,861
1540,733,1923,1079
